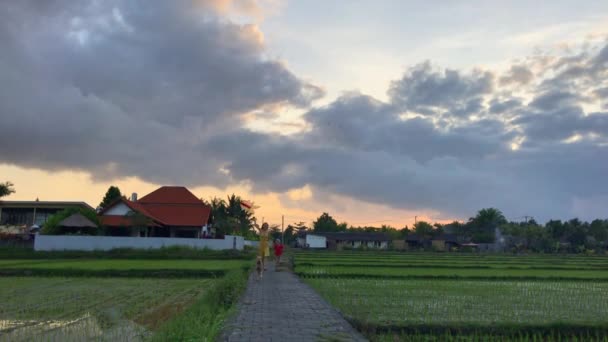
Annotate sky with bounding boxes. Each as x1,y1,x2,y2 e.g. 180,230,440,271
1,0,608,227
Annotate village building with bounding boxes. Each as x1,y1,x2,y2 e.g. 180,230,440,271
431,234,460,251
403,234,461,251
0,200,94,232
56,213,99,235
404,234,430,249
302,232,390,250
98,186,212,238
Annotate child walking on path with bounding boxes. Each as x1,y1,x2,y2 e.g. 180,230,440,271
273,239,284,269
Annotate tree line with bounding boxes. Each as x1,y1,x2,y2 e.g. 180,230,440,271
304,209,608,253
3,181,607,252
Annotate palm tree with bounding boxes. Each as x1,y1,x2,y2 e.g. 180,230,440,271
205,195,256,237
470,208,507,227
468,208,507,243
0,181,15,198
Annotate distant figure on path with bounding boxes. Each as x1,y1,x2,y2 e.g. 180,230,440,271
257,223,270,271
255,256,263,280
273,238,284,268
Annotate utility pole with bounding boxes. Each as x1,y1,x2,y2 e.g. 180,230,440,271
282,215,285,243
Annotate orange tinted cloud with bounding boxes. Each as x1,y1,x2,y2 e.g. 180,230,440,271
0,164,448,228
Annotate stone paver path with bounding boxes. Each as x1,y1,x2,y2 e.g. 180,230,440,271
221,261,367,342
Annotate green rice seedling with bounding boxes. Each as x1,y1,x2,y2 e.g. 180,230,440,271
294,251,608,340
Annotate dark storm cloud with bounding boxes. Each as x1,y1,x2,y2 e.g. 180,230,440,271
0,0,321,185
1,0,608,221
516,107,608,144
528,91,582,111
303,93,510,162
388,61,494,118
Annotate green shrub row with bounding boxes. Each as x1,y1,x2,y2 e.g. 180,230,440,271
0,246,255,260
295,251,608,259
0,268,240,278
354,321,608,341
294,262,608,271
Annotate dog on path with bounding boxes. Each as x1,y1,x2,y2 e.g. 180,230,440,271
256,256,263,280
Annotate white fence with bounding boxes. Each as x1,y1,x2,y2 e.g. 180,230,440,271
244,240,259,248
34,235,245,251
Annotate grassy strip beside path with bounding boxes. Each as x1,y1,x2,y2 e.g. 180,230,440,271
152,268,249,341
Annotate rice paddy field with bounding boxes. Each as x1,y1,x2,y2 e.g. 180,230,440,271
0,250,252,341
295,251,608,341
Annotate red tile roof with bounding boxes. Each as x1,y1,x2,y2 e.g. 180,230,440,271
138,186,202,205
99,186,211,228
142,204,211,227
98,197,165,225
126,201,165,224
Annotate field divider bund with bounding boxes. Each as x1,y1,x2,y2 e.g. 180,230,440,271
295,272,608,282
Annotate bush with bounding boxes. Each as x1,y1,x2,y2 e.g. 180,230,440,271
41,207,102,235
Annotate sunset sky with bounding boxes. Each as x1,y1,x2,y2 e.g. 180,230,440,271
1,1,608,227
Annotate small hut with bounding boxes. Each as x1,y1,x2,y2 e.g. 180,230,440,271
58,213,98,235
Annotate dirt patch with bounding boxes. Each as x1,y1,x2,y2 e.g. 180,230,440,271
134,302,189,331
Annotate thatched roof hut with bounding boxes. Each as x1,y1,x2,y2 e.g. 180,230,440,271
59,213,98,228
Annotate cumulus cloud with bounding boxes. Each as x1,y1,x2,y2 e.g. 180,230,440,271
499,65,534,85
1,0,608,222
388,61,494,118
196,0,281,19
0,0,321,184
303,93,510,162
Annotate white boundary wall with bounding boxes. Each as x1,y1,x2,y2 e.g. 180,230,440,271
35,235,245,251
244,240,259,248
306,234,327,248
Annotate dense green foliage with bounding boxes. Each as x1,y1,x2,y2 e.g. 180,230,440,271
40,207,102,235
313,212,341,232
308,208,608,252
296,251,608,340
0,181,15,198
99,185,123,209
500,218,608,253
205,194,257,238
282,221,308,245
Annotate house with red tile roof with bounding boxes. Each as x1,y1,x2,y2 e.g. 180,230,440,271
99,186,212,238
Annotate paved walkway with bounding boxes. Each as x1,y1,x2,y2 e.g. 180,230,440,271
220,261,367,342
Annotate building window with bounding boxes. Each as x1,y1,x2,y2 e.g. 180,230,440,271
2,209,29,226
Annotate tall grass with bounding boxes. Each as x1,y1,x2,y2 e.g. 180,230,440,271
151,268,249,341
0,277,212,341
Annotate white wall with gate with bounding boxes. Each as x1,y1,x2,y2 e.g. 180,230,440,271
34,234,246,251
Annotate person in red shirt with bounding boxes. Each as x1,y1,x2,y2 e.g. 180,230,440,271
273,239,284,269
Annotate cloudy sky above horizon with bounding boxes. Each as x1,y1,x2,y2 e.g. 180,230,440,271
1,0,608,226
